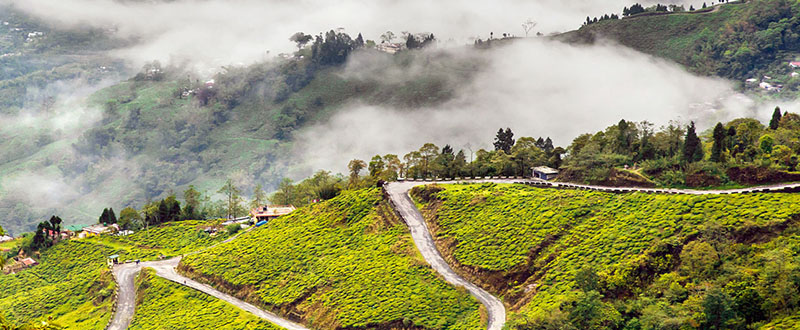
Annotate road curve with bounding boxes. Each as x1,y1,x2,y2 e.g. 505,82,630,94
108,255,308,330
386,180,512,330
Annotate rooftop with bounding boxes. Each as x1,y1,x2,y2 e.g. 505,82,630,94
532,166,559,174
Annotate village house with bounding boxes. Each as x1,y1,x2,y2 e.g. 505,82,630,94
0,235,12,243
532,166,560,180
376,42,404,54
790,61,800,68
250,205,296,222
82,223,120,237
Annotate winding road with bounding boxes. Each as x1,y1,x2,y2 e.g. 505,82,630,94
107,178,800,330
386,180,514,330
108,244,309,330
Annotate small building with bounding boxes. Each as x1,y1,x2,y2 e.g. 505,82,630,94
63,224,88,237
532,166,560,180
82,223,120,237
376,42,404,54
20,257,38,268
0,235,12,243
250,205,296,222
790,61,800,68
107,254,120,267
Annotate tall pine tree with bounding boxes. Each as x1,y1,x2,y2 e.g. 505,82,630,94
710,122,726,162
682,121,704,162
769,106,782,130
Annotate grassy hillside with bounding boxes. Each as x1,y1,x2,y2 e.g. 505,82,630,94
86,220,235,259
559,0,800,88
413,183,800,329
0,241,116,329
130,268,281,330
0,219,234,328
180,188,484,330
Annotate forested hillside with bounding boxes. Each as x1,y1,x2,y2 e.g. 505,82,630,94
414,183,800,329
560,0,800,93
0,27,480,235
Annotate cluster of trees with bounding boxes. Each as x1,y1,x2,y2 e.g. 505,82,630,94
405,33,436,49
28,216,62,252
343,128,563,186
563,109,800,186
584,14,620,26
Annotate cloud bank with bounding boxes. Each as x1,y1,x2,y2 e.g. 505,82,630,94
4,0,694,68
293,39,769,175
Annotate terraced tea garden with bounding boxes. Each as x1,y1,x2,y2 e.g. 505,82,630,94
180,188,484,330
413,183,800,329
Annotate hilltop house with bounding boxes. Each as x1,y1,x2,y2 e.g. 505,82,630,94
250,205,296,222
82,223,120,237
532,166,560,180
376,42,404,54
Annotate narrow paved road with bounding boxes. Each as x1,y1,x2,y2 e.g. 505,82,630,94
386,180,513,330
384,177,800,330
525,179,800,195
108,239,309,330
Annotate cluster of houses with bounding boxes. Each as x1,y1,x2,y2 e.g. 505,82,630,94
745,61,800,93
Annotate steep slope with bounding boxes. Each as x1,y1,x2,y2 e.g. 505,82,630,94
130,268,282,330
559,0,800,85
179,188,485,329
414,183,800,329
0,219,235,328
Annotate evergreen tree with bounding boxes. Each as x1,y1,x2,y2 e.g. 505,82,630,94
354,33,365,48
182,185,201,220
108,208,117,224
406,33,419,49
682,121,703,162
711,122,726,162
493,128,515,154
543,137,555,154
99,208,109,224
769,106,782,130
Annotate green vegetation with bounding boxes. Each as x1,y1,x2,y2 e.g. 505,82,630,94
89,220,234,260
414,183,800,329
561,0,800,87
129,268,281,330
0,218,235,328
0,241,116,329
181,188,483,329
563,115,800,188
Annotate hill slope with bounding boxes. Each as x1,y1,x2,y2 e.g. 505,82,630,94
130,268,282,330
414,183,800,329
179,188,484,329
559,0,800,87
